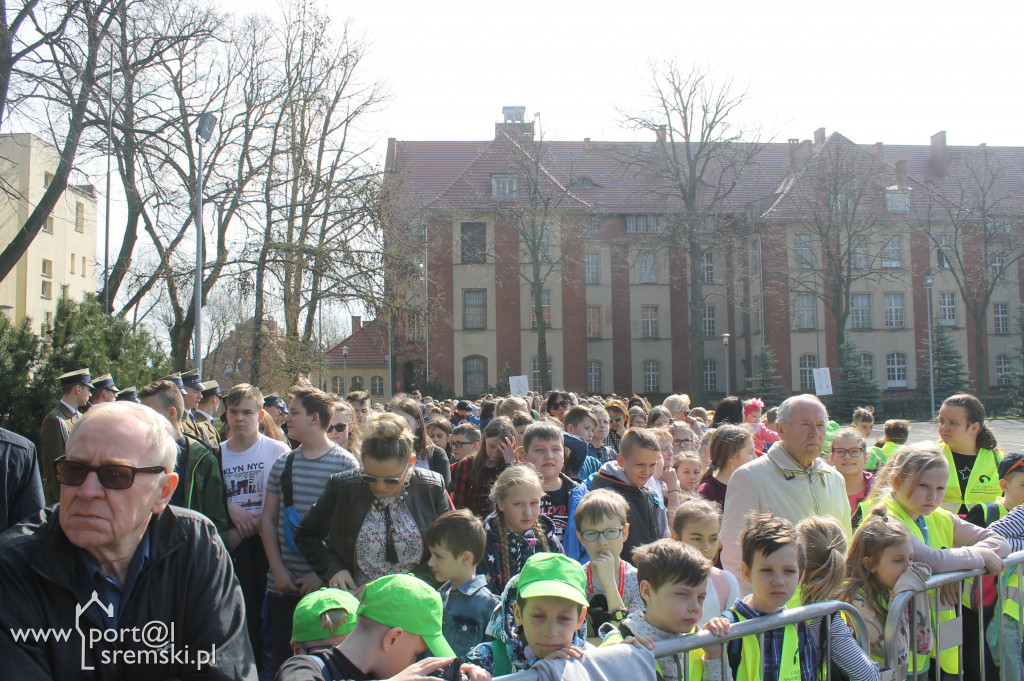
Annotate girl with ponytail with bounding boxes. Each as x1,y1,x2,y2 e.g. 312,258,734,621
479,465,563,593
797,516,880,681
695,425,755,510
936,393,1003,515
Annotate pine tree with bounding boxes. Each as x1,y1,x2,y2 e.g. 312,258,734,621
746,344,788,408
826,339,881,423
917,315,969,410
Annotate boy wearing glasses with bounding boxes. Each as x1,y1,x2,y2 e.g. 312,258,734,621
573,489,643,642
262,386,360,675
450,423,482,462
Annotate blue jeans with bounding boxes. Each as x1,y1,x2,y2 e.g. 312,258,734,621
986,614,1023,681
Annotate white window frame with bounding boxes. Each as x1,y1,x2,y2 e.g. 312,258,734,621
588,361,602,394
799,354,817,392
939,293,957,326
701,250,714,283
937,235,953,269
851,294,871,329
795,234,814,269
795,294,816,330
586,306,602,339
881,237,903,268
585,252,600,285
997,355,1013,386
641,305,659,339
994,303,1010,334
492,174,518,200
643,360,661,393
859,352,874,379
886,352,908,388
531,355,553,393
638,252,657,284
885,192,910,213
884,293,905,328
702,306,716,337
371,376,385,396
704,359,717,393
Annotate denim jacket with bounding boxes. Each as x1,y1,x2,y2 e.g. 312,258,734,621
439,574,500,657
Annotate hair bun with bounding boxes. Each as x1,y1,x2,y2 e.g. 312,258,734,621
368,412,408,441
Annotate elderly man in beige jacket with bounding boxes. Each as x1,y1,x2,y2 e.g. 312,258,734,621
720,394,851,591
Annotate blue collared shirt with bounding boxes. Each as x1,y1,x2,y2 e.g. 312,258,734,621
730,599,818,681
77,528,151,629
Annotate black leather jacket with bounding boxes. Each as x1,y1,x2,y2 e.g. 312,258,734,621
0,505,256,680
294,468,450,583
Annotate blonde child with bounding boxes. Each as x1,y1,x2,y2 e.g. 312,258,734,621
864,443,1010,679
672,452,703,496
479,465,563,593
796,516,879,681
696,425,755,510
838,507,933,678
671,496,739,625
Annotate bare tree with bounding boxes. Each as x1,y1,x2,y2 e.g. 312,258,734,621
920,144,1024,397
249,2,384,385
783,137,902,353
0,0,120,282
617,61,766,403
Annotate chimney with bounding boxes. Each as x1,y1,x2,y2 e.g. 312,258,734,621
871,142,884,157
789,139,813,168
814,127,826,145
788,138,799,166
655,125,667,145
385,138,397,172
351,316,362,334
930,131,949,176
495,105,534,140
895,160,907,188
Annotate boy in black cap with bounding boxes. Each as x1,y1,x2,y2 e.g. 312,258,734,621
38,368,93,503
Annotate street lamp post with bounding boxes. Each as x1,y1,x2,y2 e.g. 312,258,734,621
193,112,217,374
343,345,350,393
924,278,935,417
722,333,731,397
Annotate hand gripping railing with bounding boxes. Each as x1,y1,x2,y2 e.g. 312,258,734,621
494,600,871,681
882,550,1024,681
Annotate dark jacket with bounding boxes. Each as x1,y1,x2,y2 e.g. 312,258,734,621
0,505,256,680
590,462,666,562
420,444,451,488
294,468,450,583
0,427,44,531
38,402,76,504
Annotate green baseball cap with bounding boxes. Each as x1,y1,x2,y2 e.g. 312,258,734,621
357,574,455,658
292,588,360,643
517,553,588,607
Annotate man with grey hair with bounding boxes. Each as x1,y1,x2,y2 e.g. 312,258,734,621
0,402,256,679
719,394,851,591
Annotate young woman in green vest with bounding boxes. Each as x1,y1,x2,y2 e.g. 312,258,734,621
936,394,1003,516
865,443,1009,678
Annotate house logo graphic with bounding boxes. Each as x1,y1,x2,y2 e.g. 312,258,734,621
75,591,113,671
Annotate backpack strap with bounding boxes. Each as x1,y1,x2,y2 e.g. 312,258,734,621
710,569,731,613
310,649,345,680
281,450,297,507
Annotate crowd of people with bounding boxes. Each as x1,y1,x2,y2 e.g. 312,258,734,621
2,368,1024,681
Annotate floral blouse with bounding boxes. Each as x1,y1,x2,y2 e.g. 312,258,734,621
354,492,423,586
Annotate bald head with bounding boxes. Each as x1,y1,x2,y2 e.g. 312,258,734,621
68,402,178,470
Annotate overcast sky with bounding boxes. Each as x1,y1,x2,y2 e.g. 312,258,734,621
216,0,1024,149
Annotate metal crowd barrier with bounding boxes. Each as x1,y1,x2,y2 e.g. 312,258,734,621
883,550,1024,681
494,600,871,681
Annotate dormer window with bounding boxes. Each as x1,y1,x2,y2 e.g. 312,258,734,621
885,189,910,213
492,175,518,201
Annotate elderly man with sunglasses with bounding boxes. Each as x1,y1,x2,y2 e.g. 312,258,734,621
0,402,256,680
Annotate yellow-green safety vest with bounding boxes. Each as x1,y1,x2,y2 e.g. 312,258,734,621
940,444,1002,513
884,499,959,674
729,610,803,681
601,624,704,681
866,441,899,472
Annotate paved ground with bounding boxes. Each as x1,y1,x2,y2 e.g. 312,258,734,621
864,417,1024,452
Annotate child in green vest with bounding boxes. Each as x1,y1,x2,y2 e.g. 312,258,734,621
867,419,909,474
723,513,818,681
601,539,731,681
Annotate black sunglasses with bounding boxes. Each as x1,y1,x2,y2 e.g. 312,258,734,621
552,401,568,410
327,423,349,433
55,456,166,490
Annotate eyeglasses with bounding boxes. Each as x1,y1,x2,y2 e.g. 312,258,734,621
327,422,349,433
579,525,626,542
674,439,693,448
360,463,411,488
832,448,865,459
451,440,476,448
551,401,568,410
55,456,166,490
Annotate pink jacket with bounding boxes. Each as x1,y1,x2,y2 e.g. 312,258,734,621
908,513,1009,572
753,423,779,456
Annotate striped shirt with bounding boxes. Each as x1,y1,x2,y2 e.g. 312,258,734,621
265,445,359,591
990,504,1024,551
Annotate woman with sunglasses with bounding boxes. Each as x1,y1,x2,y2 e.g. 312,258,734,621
294,412,450,592
326,400,361,457
603,399,629,452
389,395,451,488
544,391,574,422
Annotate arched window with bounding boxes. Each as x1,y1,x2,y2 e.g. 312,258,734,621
350,376,364,392
886,353,907,388
799,354,817,392
588,361,602,394
371,376,384,396
643,359,661,393
463,356,487,397
858,353,874,379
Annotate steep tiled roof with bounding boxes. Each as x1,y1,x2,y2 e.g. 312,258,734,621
390,131,1024,219
326,319,389,366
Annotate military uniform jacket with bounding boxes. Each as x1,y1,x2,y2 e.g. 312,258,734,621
38,402,77,504
194,411,222,448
